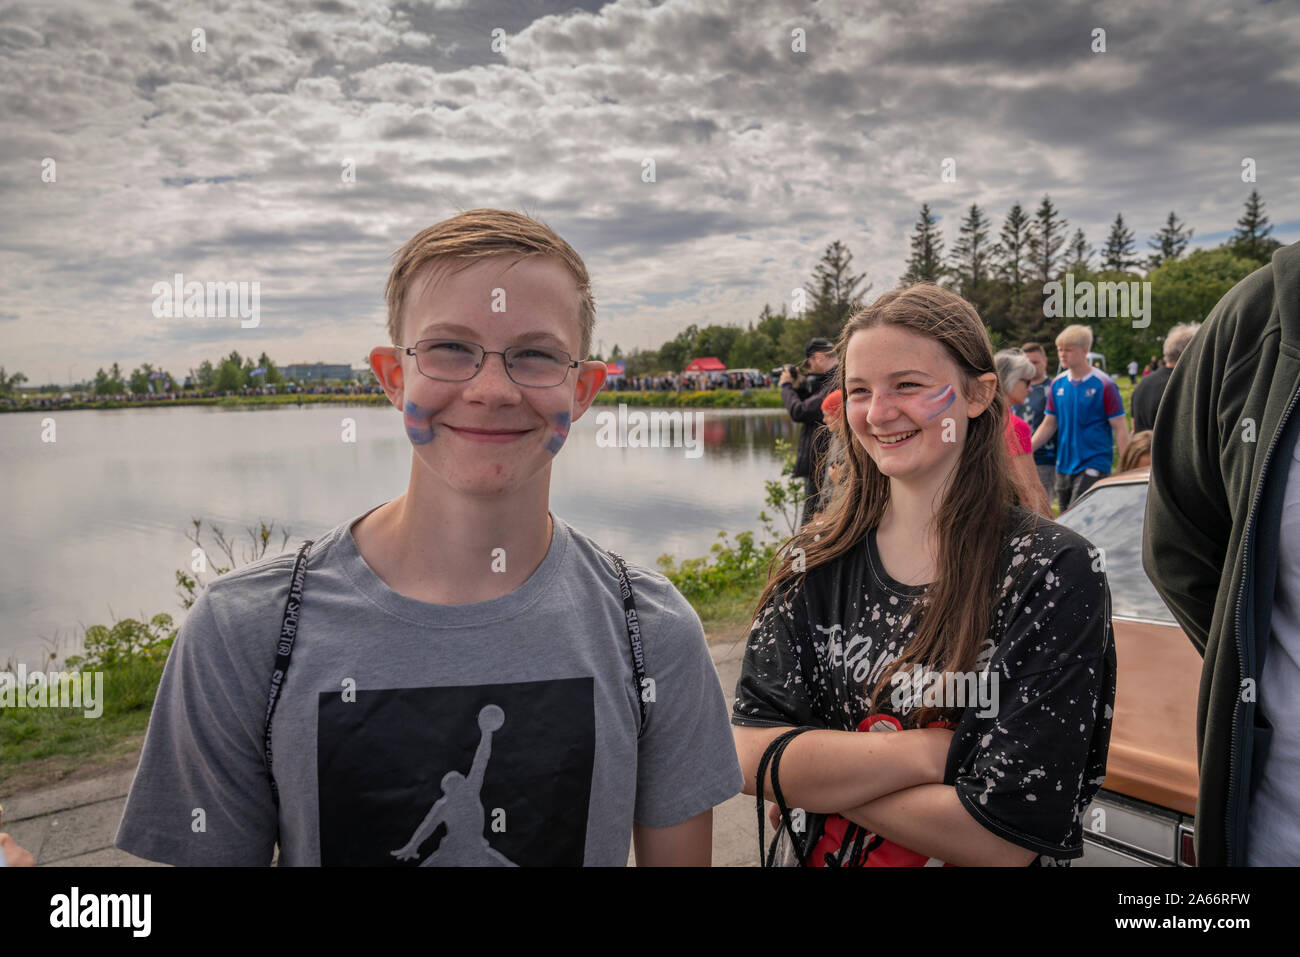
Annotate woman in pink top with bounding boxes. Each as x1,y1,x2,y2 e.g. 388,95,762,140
996,349,1053,517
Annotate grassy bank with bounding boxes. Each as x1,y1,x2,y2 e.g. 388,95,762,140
0,615,175,792
0,392,391,413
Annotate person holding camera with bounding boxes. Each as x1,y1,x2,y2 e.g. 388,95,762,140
780,338,839,527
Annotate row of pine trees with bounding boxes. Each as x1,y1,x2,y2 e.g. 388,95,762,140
610,189,1284,377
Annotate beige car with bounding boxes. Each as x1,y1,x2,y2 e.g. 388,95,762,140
1053,467,1201,866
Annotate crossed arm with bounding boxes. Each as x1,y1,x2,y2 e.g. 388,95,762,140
732,724,1036,867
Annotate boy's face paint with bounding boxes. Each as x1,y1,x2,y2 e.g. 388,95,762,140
544,410,571,454
404,400,437,445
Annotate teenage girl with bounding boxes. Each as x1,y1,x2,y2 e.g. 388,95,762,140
732,284,1116,867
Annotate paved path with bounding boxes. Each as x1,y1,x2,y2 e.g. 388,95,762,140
1,637,759,867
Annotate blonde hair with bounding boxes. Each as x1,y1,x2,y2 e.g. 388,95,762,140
1056,324,1093,351
384,209,596,356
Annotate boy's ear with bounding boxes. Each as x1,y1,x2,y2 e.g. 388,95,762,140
570,360,607,422
370,346,405,410
969,372,999,417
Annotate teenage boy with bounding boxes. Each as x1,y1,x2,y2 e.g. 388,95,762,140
1030,325,1130,510
1011,342,1057,507
115,209,743,866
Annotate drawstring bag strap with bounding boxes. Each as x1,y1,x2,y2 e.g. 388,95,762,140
263,539,313,809
606,550,648,738
756,726,816,867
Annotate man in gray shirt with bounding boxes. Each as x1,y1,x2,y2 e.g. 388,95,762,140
115,209,743,866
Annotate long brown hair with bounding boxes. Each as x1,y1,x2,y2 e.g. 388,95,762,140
756,284,1024,725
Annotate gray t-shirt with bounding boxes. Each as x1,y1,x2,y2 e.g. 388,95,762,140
115,507,742,866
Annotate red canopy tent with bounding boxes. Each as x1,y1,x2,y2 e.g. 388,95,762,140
684,357,726,373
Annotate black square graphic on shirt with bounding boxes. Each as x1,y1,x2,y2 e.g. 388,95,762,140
317,677,595,866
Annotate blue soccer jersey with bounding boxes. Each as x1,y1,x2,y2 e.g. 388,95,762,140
1045,368,1125,475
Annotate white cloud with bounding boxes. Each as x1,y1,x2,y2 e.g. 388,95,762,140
0,0,1297,382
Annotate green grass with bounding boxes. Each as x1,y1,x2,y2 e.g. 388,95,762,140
0,392,389,413
0,657,166,773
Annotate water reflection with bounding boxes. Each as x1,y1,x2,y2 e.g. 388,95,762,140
0,404,794,667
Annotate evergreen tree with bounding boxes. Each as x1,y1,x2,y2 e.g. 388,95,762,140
995,202,1031,289
1230,189,1280,263
901,203,945,285
1146,210,1193,269
1066,228,1092,271
1102,213,1140,272
949,203,993,288
1028,194,1068,283
804,240,870,339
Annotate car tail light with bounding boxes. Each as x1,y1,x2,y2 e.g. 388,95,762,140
1178,823,1196,867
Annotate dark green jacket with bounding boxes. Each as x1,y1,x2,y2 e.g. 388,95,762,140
1144,241,1300,866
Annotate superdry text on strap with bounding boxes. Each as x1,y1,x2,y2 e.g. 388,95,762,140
264,538,313,808
606,551,648,738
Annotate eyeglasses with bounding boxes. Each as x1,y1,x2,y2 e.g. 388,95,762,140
401,338,580,388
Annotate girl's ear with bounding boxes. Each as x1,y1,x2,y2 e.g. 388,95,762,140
968,372,999,418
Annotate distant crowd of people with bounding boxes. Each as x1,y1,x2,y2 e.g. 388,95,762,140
604,370,772,392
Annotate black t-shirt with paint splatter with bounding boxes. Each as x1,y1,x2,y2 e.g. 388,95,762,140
732,506,1116,866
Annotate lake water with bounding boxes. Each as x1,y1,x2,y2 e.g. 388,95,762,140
0,404,794,668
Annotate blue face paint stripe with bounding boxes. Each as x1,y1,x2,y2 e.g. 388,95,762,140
925,385,956,420
545,410,571,455
403,400,437,445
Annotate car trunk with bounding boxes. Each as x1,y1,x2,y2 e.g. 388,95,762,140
1104,618,1201,815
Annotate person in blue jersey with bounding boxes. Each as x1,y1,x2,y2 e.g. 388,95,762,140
1030,325,1130,511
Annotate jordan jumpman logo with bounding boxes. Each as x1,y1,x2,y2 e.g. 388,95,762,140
390,704,516,867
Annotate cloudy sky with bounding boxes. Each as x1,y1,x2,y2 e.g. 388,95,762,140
2,0,1298,385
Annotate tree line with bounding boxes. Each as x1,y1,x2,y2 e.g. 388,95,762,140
86,351,291,396
2,351,293,397
608,189,1283,377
